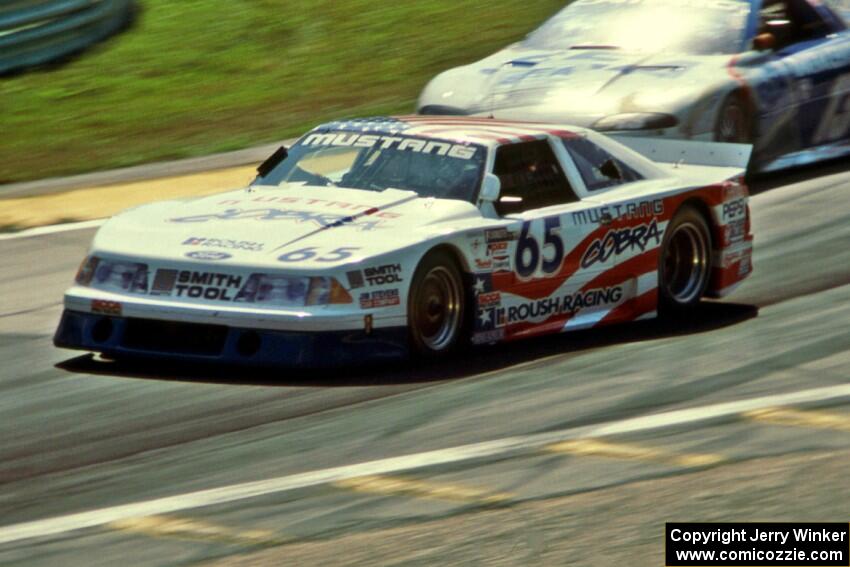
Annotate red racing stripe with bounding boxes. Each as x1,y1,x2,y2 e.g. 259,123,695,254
598,287,658,326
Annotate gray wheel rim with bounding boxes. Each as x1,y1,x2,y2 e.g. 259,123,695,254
663,222,710,305
718,101,746,142
413,266,462,351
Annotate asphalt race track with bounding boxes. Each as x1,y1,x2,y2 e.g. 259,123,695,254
1,162,849,565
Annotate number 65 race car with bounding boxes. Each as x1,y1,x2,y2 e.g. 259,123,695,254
54,116,754,368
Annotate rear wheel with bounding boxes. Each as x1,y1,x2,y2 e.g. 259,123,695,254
408,251,466,357
659,206,712,317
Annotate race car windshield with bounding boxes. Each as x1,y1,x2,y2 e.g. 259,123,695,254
524,0,751,55
255,132,487,203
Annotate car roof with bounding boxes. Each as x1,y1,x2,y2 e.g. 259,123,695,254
309,115,590,147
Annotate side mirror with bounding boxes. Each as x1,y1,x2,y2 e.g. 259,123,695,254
753,32,776,51
479,173,501,203
257,146,289,178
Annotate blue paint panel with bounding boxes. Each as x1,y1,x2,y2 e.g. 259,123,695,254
54,310,409,369
744,0,763,46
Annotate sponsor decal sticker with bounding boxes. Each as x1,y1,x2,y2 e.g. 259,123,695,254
151,269,179,296
359,289,401,309
722,199,747,222
171,208,386,232
492,255,511,273
581,219,662,269
151,269,244,302
485,228,517,243
739,253,752,277
724,220,747,245
183,237,264,252
91,300,122,316
347,264,405,288
302,133,479,160
571,200,664,226
478,292,502,308
214,196,401,218
505,287,624,324
475,285,624,332
488,241,509,254
364,264,404,286
185,251,232,262
720,248,752,270
346,270,366,290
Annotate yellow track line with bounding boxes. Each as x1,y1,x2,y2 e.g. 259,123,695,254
745,407,850,433
333,475,513,506
547,439,726,468
108,515,286,547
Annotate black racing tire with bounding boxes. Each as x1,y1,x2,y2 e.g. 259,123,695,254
658,206,713,318
715,93,754,143
407,250,467,358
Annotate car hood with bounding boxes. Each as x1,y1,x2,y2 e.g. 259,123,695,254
423,46,726,125
91,185,483,270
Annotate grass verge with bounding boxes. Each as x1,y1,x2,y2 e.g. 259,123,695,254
0,0,563,184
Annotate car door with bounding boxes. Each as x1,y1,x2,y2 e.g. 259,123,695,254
483,137,621,338
757,0,850,149
558,135,665,319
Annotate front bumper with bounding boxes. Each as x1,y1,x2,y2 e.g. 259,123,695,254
54,310,408,368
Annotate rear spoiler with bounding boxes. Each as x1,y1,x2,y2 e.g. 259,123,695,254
609,136,753,171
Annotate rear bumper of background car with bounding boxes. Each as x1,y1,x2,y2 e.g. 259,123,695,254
54,310,409,368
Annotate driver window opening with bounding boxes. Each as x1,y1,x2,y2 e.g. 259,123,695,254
757,0,835,49
492,140,578,216
562,137,643,192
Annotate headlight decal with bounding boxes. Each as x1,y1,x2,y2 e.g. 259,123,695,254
76,258,353,307
75,256,100,286
76,256,148,294
236,275,352,307
94,261,149,294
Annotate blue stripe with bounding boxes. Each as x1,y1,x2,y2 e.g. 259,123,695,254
54,310,409,369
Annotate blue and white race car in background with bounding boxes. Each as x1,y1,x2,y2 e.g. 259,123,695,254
418,0,850,172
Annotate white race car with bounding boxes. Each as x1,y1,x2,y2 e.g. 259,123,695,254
55,116,754,367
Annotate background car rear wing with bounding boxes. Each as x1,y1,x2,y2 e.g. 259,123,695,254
609,136,753,171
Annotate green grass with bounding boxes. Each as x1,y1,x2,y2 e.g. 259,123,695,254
0,0,564,184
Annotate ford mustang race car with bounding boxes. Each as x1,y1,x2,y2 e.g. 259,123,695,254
418,0,850,173
55,116,754,367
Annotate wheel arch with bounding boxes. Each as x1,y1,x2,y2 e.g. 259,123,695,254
716,86,759,141
419,243,472,275
677,197,718,251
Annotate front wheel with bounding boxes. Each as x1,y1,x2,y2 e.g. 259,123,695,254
715,94,753,143
407,251,467,358
658,206,712,318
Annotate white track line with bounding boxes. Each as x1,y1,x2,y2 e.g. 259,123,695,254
0,220,105,241
1,384,849,547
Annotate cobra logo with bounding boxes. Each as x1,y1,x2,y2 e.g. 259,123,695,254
185,251,232,262
580,219,662,269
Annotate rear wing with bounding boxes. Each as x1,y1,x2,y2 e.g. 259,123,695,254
609,136,753,171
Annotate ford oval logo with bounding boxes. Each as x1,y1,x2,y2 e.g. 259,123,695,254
185,251,232,261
